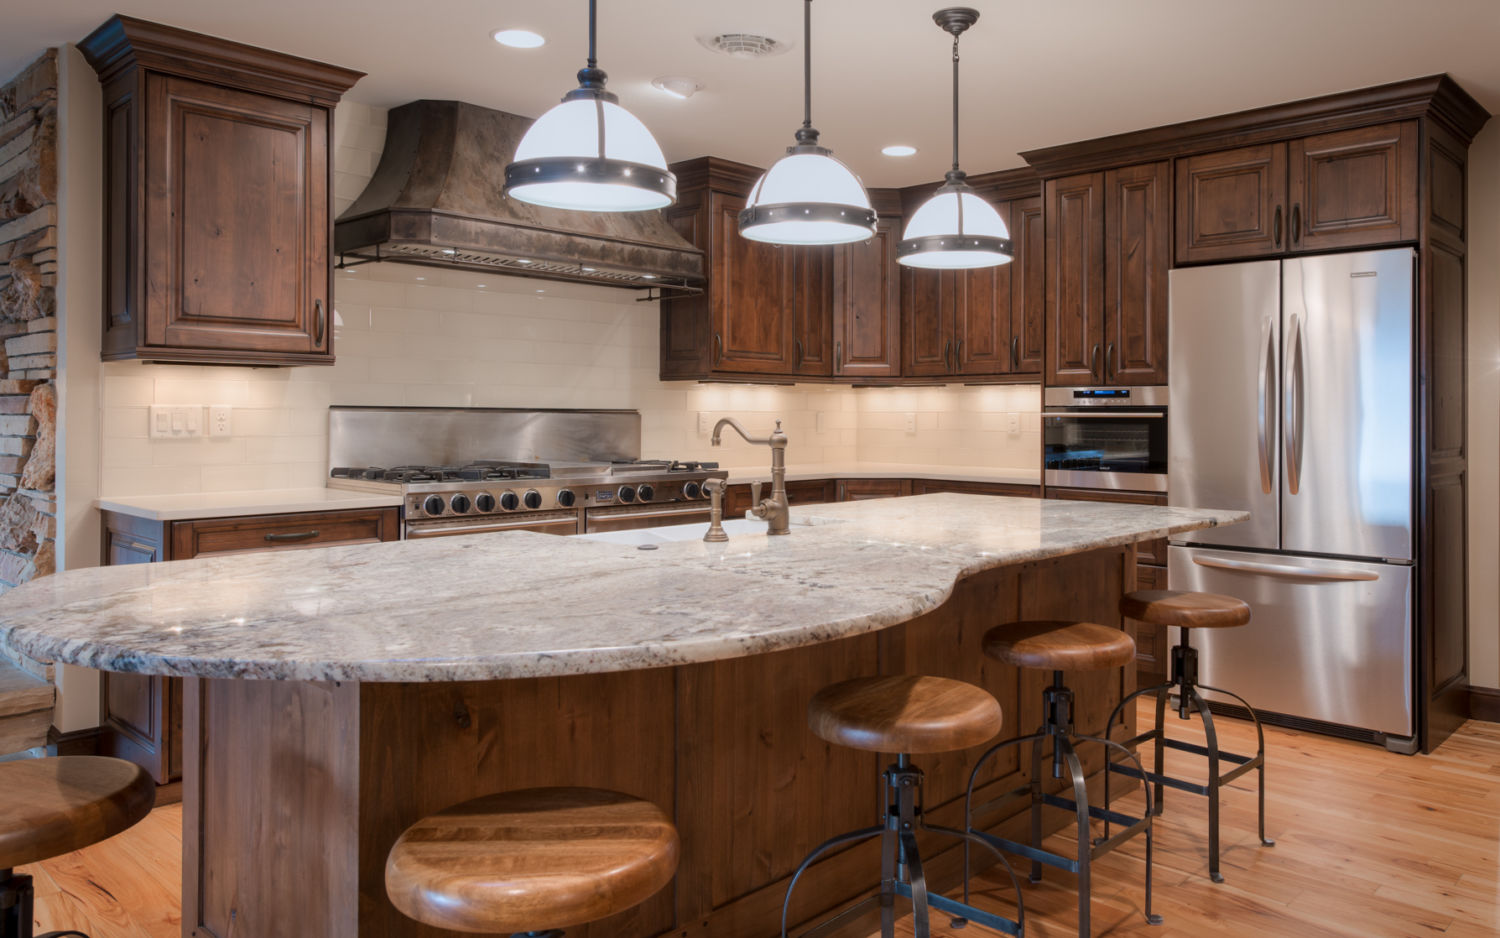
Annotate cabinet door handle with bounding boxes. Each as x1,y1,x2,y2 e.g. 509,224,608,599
1105,341,1114,380
1273,205,1283,248
954,339,964,373
313,298,326,346
943,339,952,373
835,340,843,374
1091,343,1101,381
1011,335,1019,370
265,530,319,543
794,338,804,370
713,332,724,366
1291,203,1301,245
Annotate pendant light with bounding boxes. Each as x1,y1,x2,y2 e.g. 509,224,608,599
739,0,876,245
504,0,676,212
898,8,1012,269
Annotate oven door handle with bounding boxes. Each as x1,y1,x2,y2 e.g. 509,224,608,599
589,506,713,523
406,519,571,538
1042,412,1165,419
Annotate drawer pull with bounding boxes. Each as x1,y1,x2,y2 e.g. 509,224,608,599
264,530,320,543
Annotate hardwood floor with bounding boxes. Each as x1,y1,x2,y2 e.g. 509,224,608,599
19,705,1500,937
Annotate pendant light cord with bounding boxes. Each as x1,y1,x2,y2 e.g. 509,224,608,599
951,33,961,173
803,0,813,131
588,0,598,69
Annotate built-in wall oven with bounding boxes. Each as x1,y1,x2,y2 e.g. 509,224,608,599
1043,386,1168,493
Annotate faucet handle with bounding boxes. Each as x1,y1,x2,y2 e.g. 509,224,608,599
750,481,762,506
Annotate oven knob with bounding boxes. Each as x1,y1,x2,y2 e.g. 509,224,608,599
523,489,543,510
423,495,445,516
499,491,519,511
450,494,471,514
556,489,576,508
637,484,655,503
617,485,637,504
683,481,701,500
475,492,496,513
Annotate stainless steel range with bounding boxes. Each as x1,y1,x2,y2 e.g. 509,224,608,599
326,407,728,538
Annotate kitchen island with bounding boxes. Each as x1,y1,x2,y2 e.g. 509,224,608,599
0,494,1240,938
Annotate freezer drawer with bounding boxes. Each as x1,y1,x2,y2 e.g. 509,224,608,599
1168,546,1413,740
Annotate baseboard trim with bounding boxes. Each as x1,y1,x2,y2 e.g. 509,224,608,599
47,724,103,757
1469,686,1500,724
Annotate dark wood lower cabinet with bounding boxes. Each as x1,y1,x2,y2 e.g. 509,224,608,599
99,506,399,784
911,479,1042,499
836,478,911,501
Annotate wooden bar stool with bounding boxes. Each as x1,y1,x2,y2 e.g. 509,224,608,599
962,621,1162,938
0,756,156,938
385,787,678,936
782,674,1024,938
1102,590,1274,883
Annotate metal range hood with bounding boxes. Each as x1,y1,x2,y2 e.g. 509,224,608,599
334,100,704,292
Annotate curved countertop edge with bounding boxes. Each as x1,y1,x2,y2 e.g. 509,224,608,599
0,497,1242,683
721,464,1041,487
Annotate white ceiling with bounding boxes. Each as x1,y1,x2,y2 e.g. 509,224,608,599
7,0,1499,187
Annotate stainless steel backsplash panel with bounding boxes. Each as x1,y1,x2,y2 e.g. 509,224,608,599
328,407,641,468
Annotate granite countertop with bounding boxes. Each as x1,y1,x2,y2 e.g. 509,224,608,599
721,463,1041,486
0,495,1242,683
96,488,404,522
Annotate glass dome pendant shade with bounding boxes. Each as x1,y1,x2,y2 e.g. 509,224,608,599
739,0,876,246
898,8,1013,269
504,0,676,212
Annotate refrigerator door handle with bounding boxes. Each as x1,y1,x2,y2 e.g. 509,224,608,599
1257,316,1275,495
1191,554,1379,582
1284,313,1305,495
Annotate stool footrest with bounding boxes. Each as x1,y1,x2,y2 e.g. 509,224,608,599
972,831,1080,876
1107,748,1263,794
892,883,1021,937
1039,793,1143,831
1159,736,1256,766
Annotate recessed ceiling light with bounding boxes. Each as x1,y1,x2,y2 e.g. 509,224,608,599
493,29,545,49
476,283,487,287
882,145,918,157
414,276,426,281
651,76,703,100
536,289,545,293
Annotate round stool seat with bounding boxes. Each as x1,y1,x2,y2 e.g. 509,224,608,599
385,787,679,934
983,621,1136,672
1121,590,1251,629
0,756,155,869
807,674,1002,754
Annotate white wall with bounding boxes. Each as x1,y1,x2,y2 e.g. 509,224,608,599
1467,121,1499,689
93,101,1040,494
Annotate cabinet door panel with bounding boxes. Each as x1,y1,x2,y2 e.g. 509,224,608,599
1046,173,1106,385
1289,121,1418,252
957,262,1014,376
1010,196,1045,375
1174,143,1287,263
833,218,900,379
711,193,793,374
789,247,833,377
836,479,911,501
901,269,957,377
1105,162,1170,386
145,75,327,356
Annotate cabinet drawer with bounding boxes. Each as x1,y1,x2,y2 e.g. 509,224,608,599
912,479,1040,498
168,507,400,559
836,478,911,501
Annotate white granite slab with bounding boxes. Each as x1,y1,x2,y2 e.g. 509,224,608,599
1,495,1242,683
721,463,1041,486
96,488,404,522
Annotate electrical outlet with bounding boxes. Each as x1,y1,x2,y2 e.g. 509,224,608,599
208,405,233,438
904,412,917,434
149,405,204,439
1007,412,1021,434
697,411,712,435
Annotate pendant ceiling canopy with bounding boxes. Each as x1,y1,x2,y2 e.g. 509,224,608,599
504,0,677,212
739,0,877,246
898,8,1013,269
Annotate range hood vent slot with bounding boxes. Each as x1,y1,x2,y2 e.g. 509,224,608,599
335,100,704,293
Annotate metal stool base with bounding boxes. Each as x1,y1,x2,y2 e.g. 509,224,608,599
1102,632,1274,884
782,757,1024,938
1,868,90,938
963,673,1162,938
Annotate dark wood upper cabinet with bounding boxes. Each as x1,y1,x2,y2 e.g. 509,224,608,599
1010,196,1045,375
790,245,834,378
1174,143,1287,264
956,262,1014,375
900,268,957,378
1176,121,1418,264
711,191,796,376
1045,173,1106,385
80,16,362,366
1105,162,1170,385
832,215,901,379
1289,122,1419,252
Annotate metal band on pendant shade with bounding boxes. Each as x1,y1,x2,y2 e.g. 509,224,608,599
503,0,677,212
738,0,876,245
897,7,1012,268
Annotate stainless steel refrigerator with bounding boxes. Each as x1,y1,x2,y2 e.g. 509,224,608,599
1168,248,1417,752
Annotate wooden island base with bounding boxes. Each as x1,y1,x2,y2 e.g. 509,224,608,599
182,545,1139,938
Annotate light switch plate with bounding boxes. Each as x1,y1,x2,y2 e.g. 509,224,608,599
904,412,917,434
697,412,712,435
815,411,826,434
149,405,204,439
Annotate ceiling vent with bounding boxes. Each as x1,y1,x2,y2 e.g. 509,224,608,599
698,32,789,58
